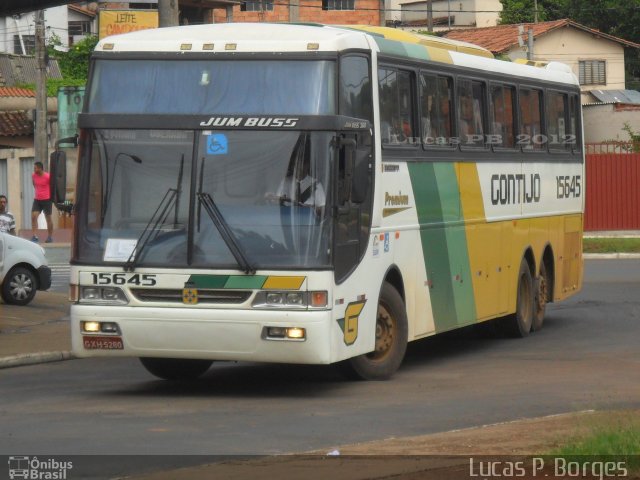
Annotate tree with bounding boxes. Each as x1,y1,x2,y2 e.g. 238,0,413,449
43,34,98,96
498,0,566,24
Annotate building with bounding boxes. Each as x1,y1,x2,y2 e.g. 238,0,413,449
398,0,501,31
212,0,381,25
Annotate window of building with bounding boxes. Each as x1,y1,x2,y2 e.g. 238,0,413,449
420,73,453,146
378,67,414,146
13,35,35,55
579,60,606,85
519,88,543,150
241,0,274,11
322,0,355,10
457,78,485,147
489,84,516,148
68,21,91,45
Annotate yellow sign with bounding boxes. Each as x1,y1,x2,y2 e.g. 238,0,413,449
99,11,158,39
337,301,366,346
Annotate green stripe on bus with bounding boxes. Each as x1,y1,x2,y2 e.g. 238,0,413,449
408,162,476,331
374,38,412,58
187,275,267,289
224,276,268,289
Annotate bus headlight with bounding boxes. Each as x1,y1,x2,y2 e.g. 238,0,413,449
80,286,128,304
252,291,328,309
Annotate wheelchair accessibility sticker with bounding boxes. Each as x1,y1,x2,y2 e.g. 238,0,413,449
206,133,228,155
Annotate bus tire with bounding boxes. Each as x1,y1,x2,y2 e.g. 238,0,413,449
501,258,534,337
532,261,549,332
139,357,212,380
344,282,408,380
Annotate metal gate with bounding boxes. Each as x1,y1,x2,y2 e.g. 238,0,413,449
585,143,640,231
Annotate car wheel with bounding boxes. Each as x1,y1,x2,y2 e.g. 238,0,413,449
1,266,37,306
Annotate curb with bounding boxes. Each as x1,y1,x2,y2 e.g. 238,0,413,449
583,253,640,259
0,351,75,369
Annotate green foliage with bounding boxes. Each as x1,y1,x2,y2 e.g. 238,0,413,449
622,122,640,152
47,35,98,85
583,238,640,254
498,0,565,24
551,419,640,473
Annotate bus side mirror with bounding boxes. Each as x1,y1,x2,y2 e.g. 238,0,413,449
50,150,67,204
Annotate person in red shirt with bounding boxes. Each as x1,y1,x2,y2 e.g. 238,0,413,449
31,161,54,243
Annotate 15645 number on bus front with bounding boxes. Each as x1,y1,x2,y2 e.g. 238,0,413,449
90,273,157,286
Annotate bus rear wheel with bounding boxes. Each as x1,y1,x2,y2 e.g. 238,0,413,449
345,282,408,380
501,258,534,337
139,357,213,380
532,261,550,332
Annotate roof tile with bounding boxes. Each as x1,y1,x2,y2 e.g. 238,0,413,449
0,111,32,137
0,87,36,98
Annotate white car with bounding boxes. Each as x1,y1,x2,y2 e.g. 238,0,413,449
0,232,52,305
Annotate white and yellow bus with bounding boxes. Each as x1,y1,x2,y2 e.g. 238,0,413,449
69,23,584,380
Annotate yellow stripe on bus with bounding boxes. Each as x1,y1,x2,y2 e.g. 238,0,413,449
262,276,306,290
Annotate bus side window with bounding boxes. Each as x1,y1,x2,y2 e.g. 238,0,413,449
457,78,486,147
489,85,516,148
420,74,453,147
339,55,372,121
569,94,581,153
547,91,569,151
378,67,414,146
519,88,544,150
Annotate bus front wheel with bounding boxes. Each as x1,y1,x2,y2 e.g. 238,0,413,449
139,357,213,380
501,258,534,337
345,282,408,380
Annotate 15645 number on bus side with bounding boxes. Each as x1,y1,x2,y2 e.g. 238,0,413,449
556,175,582,199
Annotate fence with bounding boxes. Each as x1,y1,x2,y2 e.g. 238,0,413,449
584,142,640,231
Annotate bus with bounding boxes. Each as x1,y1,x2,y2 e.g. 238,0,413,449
68,23,584,381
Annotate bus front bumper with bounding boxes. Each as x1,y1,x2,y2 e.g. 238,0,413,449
71,305,333,365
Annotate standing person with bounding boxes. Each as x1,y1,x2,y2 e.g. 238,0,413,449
31,161,54,243
0,194,17,235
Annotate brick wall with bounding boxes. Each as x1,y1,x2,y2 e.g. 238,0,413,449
213,0,380,26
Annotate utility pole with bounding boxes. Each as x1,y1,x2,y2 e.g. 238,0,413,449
158,0,179,27
427,0,433,33
527,28,534,60
34,10,48,170
533,0,538,23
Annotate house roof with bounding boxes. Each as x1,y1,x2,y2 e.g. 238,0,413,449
589,89,640,105
0,87,36,98
0,54,63,87
0,111,32,137
68,4,97,17
443,19,640,54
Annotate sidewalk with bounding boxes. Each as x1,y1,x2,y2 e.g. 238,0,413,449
0,291,73,368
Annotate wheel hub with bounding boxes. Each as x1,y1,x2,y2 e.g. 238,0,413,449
10,274,33,300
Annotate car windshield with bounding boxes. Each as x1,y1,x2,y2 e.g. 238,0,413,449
74,129,334,270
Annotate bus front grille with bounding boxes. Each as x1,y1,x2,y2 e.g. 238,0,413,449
130,289,252,304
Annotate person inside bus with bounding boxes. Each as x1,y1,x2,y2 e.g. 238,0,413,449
265,136,326,209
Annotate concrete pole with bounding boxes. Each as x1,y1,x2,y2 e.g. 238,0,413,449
427,0,433,32
527,28,534,60
34,10,48,170
533,0,538,23
158,0,180,27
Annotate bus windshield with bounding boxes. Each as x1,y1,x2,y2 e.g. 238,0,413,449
88,59,336,115
75,129,334,269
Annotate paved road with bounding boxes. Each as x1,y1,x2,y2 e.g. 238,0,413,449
1,259,639,475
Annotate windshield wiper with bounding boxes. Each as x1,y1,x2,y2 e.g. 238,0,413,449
197,192,255,275
124,188,178,272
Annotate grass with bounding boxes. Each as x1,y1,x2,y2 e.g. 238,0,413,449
550,413,640,474
583,237,640,253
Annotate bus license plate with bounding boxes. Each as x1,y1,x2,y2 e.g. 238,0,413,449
83,336,124,350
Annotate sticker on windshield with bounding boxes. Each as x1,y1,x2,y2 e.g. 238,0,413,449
207,133,228,155
104,238,137,262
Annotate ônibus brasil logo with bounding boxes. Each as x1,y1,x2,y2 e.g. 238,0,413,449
8,456,73,480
